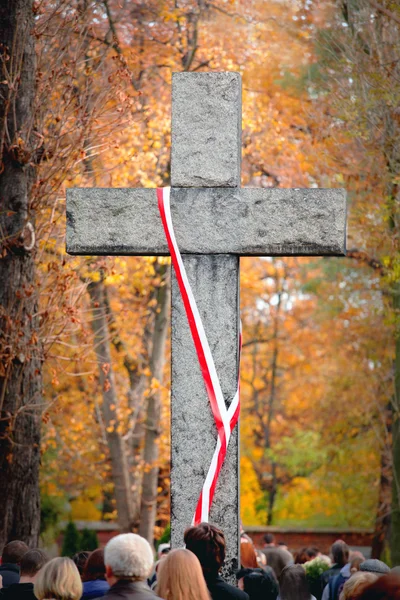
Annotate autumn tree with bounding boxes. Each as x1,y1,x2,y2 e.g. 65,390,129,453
0,0,135,546
305,0,400,561
0,0,41,547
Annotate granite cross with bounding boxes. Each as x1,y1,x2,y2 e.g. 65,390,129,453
66,72,346,581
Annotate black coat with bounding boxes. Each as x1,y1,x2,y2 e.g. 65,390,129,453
104,580,163,600
205,575,249,600
0,582,36,600
318,566,342,600
0,565,20,589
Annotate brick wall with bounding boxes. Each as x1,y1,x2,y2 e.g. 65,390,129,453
58,521,373,557
244,526,373,556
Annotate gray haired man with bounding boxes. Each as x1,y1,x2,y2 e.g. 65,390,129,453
104,534,162,600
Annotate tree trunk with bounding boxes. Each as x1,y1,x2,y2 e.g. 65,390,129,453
390,282,400,563
0,0,41,549
103,277,154,526
88,278,134,531
264,286,282,526
267,462,278,527
139,264,170,544
371,410,392,558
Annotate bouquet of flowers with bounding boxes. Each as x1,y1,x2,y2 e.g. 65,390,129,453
303,556,331,598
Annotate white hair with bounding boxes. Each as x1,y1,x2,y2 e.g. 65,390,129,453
104,533,154,580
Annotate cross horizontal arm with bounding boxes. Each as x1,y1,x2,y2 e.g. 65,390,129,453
66,187,346,257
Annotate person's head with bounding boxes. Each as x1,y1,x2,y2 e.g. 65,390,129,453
104,533,153,584
72,552,90,577
350,555,366,574
295,548,310,565
157,543,170,560
359,560,390,575
82,549,106,582
278,542,289,552
266,547,293,579
305,547,318,560
2,541,29,565
350,552,365,561
236,567,278,600
34,557,82,600
156,548,210,600
240,539,258,569
339,572,379,600
354,573,400,599
184,523,225,578
20,549,49,583
331,540,349,567
264,533,275,546
279,564,311,600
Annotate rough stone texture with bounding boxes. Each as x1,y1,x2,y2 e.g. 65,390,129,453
171,255,240,580
171,72,242,188
67,187,346,256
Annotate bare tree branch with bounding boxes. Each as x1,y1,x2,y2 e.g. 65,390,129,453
369,1,400,26
347,247,384,273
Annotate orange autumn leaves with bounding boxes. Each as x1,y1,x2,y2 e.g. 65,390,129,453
36,0,393,531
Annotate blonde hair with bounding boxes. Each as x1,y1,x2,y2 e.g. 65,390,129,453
156,549,210,600
339,571,379,600
34,557,83,600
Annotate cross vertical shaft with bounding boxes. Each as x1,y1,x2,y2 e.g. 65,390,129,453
170,73,242,580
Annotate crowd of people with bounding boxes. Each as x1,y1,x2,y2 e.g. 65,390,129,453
0,526,399,600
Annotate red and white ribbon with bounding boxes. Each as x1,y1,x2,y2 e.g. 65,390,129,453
157,187,241,525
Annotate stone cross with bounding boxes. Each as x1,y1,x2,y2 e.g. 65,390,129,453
67,72,346,580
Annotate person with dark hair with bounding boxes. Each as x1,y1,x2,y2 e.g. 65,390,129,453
278,564,316,600
319,540,349,600
307,549,320,560
73,554,90,580
295,549,309,565
0,549,49,600
0,542,29,588
325,554,368,600
81,550,109,600
263,535,275,548
236,567,278,600
184,523,249,600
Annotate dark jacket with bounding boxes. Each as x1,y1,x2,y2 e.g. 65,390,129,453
205,575,249,600
0,582,36,600
104,580,162,600
318,565,342,600
0,565,20,589
82,580,110,600
81,579,110,600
